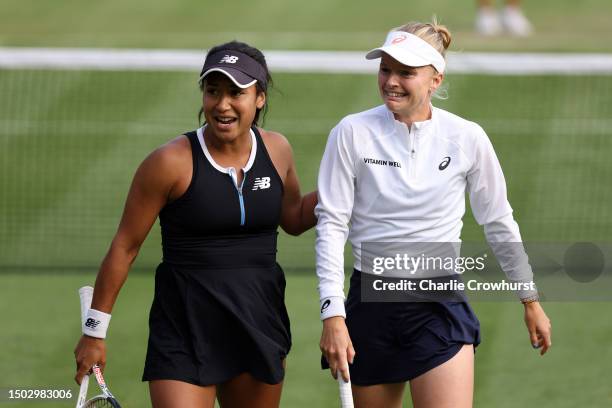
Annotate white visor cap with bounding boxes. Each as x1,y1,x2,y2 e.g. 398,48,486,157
366,31,446,74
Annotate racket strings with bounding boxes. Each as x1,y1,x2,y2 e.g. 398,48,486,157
83,396,119,407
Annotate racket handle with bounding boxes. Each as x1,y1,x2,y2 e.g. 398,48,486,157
76,286,93,408
76,374,90,408
338,376,354,408
78,286,94,325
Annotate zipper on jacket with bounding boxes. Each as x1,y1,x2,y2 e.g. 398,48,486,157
408,125,417,178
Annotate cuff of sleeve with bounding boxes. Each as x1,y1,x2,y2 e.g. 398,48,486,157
516,282,539,302
82,309,111,339
320,296,346,320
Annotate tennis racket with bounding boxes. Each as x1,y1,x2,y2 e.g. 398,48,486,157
76,286,122,408
338,372,354,408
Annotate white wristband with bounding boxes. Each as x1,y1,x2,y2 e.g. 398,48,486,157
320,296,346,320
82,308,111,339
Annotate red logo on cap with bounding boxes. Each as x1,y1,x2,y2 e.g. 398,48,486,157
391,34,408,44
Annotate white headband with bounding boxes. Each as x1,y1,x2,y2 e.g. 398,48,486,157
365,31,446,73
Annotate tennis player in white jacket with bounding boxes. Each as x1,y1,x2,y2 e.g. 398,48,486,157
316,20,552,408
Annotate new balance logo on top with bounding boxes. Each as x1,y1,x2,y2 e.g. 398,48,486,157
252,177,271,190
85,318,101,329
220,55,239,64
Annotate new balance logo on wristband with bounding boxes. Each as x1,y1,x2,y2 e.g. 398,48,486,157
85,318,101,329
82,306,111,338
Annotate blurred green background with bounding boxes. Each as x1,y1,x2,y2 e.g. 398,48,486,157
1,0,612,52
1,0,611,407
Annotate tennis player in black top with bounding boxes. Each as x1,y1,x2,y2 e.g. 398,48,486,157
74,41,317,408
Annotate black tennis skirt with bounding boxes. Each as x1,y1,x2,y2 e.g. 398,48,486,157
143,262,291,385
322,270,480,386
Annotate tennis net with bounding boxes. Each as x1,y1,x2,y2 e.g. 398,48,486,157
1,48,611,271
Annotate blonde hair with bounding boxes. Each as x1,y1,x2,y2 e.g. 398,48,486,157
393,17,451,99
394,17,452,58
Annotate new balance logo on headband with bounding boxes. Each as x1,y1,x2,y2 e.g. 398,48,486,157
252,177,271,190
220,55,239,64
85,318,101,329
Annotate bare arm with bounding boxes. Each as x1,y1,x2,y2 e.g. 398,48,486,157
280,154,317,235
91,150,175,311
260,129,317,236
74,136,190,382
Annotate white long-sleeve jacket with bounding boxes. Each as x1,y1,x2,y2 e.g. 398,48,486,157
315,105,537,319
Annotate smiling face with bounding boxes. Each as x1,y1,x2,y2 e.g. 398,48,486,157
378,53,443,125
202,72,266,144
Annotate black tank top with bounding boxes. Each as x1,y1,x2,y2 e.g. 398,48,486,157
159,126,284,268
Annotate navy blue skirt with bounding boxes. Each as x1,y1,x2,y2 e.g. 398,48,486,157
323,270,480,386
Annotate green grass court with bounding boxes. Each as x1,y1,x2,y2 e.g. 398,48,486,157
1,70,611,407
2,275,612,407
1,0,612,406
